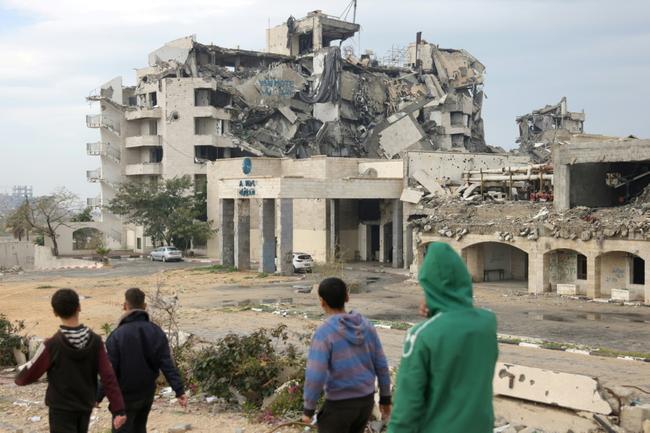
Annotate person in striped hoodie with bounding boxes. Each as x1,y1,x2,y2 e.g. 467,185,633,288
302,277,392,433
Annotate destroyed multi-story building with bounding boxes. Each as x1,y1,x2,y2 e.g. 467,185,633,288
84,10,490,253
516,97,585,162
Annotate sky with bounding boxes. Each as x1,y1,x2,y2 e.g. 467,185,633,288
0,0,649,198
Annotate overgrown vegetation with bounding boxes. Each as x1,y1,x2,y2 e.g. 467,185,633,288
107,176,213,251
189,264,237,273
0,314,26,366
190,325,303,408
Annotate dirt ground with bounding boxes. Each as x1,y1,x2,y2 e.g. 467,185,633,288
1,262,650,432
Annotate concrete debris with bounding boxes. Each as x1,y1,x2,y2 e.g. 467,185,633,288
168,424,192,433
620,405,650,433
410,185,650,244
400,188,424,204
493,363,613,415
120,21,490,161
516,97,585,162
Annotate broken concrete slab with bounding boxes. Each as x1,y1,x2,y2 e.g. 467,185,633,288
412,169,447,196
378,114,424,159
620,405,650,433
493,363,612,415
400,188,424,204
277,106,298,124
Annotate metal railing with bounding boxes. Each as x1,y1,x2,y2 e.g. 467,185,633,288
86,142,120,162
85,115,120,134
86,197,102,207
86,168,102,182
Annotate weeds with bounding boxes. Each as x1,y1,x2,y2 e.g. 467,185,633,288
0,314,26,366
35,285,55,290
189,264,237,273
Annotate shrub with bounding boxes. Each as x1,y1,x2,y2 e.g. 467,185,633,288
0,314,26,366
190,325,301,408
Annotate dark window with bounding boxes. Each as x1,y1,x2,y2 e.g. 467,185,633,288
149,147,163,163
632,256,645,285
577,254,587,280
136,238,142,249
149,92,157,107
128,96,137,107
148,120,158,135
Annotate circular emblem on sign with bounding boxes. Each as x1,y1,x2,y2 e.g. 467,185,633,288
242,157,252,175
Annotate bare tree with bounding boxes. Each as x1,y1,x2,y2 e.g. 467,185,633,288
26,189,79,256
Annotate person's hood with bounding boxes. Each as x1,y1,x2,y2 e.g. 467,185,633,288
418,242,473,314
55,328,97,359
118,309,150,326
324,311,368,345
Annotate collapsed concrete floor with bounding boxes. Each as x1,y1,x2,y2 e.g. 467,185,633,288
1,262,650,432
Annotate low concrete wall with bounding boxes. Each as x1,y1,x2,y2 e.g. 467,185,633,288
33,246,103,270
0,241,35,269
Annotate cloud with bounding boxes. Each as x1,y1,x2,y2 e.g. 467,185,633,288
0,0,649,195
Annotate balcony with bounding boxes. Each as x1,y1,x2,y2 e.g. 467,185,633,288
125,162,162,176
194,106,231,120
86,142,120,162
194,134,235,148
86,114,120,135
125,106,162,120
86,168,102,183
87,197,102,208
125,135,162,148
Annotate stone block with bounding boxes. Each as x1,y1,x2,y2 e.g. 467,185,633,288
400,188,424,204
643,419,650,433
620,405,650,433
493,363,612,415
556,284,577,296
611,288,631,302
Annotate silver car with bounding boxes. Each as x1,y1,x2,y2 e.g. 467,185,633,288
150,246,183,262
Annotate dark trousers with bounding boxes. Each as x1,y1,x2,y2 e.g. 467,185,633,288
49,409,91,433
317,394,375,433
113,398,154,433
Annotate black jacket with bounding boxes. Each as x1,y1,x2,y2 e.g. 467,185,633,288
100,310,184,406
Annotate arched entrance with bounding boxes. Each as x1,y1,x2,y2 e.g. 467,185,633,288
544,249,588,294
461,242,529,290
72,227,104,251
596,251,645,300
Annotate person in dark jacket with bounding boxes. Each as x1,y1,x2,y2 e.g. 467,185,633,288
15,288,127,433
98,287,187,433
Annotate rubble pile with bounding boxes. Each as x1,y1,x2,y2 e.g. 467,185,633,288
410,186,650,243
137,31,491,159
516,97,585,162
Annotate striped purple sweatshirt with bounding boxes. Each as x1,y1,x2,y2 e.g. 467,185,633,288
303,311,391,416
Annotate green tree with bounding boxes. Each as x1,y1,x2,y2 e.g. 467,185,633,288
5,201,31,241
107,176,213,250
71,206,94,222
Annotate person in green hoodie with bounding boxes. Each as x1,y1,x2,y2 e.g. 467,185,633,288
387,242,498,433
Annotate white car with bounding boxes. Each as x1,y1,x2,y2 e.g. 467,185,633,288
293,252,313,273
150,246,183,262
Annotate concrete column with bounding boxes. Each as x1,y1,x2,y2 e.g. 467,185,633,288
379,223,386,263
392,200,404,268
328,199,338,261
645,258,650,304
528,252,548,294
465,245,484,283
278,199,294,275
584,254,598,298
234,199,250,270
589,255,602,299
259,199,276,273
554,163,571,211
312,16,323,51
219,199,235,267
403,224,414,269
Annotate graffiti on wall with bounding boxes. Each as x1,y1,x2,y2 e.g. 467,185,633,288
258,79,294,97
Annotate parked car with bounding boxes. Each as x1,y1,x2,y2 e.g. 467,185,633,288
292,252,313,273
150,246,183,262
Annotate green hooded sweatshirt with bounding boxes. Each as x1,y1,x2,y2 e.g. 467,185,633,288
388,242,498,433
